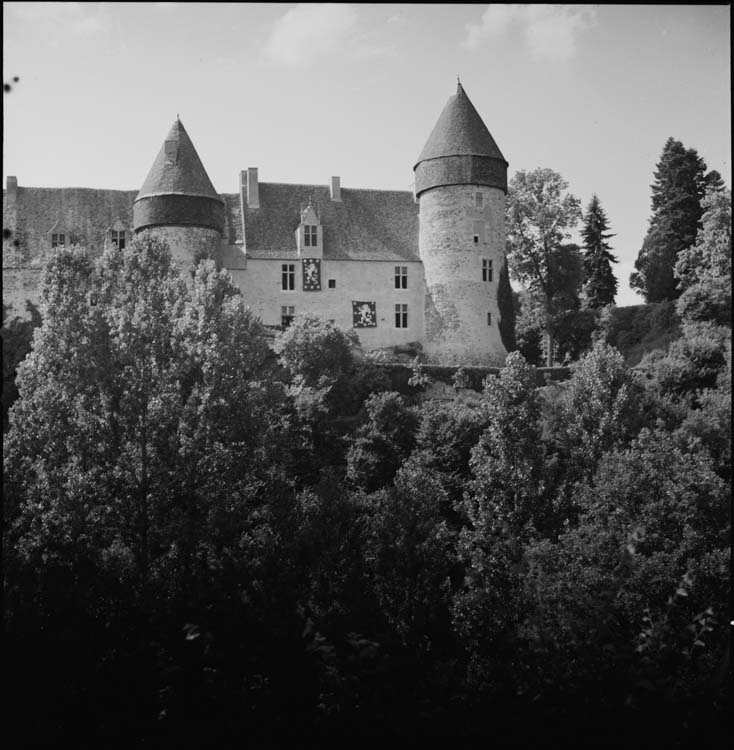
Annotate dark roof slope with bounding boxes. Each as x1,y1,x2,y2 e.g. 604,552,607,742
242,183,419,262
4,186,137,268
136,118,221,200
415,82,506,167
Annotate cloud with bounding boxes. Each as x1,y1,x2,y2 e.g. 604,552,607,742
463,4,597,62
8,2,107,35
261,4,394,68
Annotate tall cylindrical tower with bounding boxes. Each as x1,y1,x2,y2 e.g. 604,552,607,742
133,117,224,268
415,83,509,366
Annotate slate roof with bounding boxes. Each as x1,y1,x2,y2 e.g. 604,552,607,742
3,186,138,268
242,183,419,262
136,118,222,201
415,82,506,167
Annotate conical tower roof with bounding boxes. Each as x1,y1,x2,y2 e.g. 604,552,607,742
133,117,224,234
414,82,508,197
136,117,221,200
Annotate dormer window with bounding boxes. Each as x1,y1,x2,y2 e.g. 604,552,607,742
304,225,318,247
296,200,323,257
112,230,126,249
51,233,66,248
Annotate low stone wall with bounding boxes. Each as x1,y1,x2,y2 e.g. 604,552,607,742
374,362,571,396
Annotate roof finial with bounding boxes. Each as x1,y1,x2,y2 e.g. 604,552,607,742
457,74,461,89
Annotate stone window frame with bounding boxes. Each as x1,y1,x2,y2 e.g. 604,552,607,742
51,233,66,248
394,265,408,289
395,303,408,329
111,229,126,249
328,279,336,289
281,305,295,327
281,263,296,291
475,192,484,209
482,258,493,283
304,225,318,247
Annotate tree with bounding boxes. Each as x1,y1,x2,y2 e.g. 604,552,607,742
581,194,618,308
674,187,732,325
506,168,582,365
631,138,718,302
4,236,285,605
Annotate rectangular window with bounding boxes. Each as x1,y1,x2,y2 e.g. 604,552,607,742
487,312,492,326
282,263,295,290
304,225,317,247
475,192,484,208
51,233,65,248
328,279,336,289
394,266,408,289
281,305,295,327
395,303,408,328
112,230,125,249
482,258,493,282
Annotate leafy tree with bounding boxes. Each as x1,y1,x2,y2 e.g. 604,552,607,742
581,194,618,308
496,260,516,352
453,352,553,690
506,169,582,365
1,300,42,430
4,237,284,606
524,427,729,710
631,138,719,302
346,391,419,492
675,187,732,325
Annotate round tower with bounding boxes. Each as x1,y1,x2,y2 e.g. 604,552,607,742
133,117,224,268
415,82,509,366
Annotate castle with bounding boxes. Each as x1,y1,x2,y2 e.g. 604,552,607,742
3,83,511,366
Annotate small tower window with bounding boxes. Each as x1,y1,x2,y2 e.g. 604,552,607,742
282,263,295,291
304,225,318,247
473,221,484,244
395,303,408,328
51,233,66,248
487,312,492,326
394,266,408,289
475,192,484,208
281,306,295,327
482,259,493,282
112,230,126,249
328,279,336,289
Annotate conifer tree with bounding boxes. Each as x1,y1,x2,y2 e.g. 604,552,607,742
631,137,718,302
581,194,618,308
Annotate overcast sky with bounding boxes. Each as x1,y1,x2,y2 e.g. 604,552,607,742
3,3,731,306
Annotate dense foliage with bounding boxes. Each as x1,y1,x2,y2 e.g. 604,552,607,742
506,168,582,365
3,231,730,746
631,137,723,302
581,194,618,308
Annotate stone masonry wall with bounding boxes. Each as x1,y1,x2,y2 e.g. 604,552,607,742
230,258,425,352
419,184,507,366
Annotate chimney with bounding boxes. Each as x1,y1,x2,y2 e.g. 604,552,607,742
6,175,18,205
330,175,341,202
246,167,259,209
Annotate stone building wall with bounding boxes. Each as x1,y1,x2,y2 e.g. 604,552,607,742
231,258,425,351
419,184,507,365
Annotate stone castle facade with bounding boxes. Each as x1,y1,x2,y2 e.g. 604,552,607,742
3,83,511,365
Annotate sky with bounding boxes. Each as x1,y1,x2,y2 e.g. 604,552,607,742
3,3,731,306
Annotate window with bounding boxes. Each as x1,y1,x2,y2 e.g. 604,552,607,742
328,279,336,289
487,312,492,326
282,263,295,290
394,266,408,289
473,221,484,245
51,233,65,248
395,303,408,328
112,230,125,249
482,258,493,282
281,305,295,327
475,192,484,208
304,225,318,247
